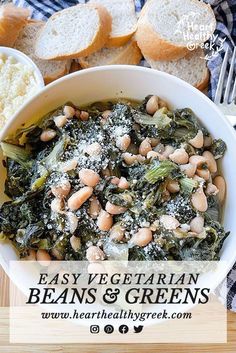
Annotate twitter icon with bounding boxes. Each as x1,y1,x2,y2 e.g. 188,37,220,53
134,325,143,333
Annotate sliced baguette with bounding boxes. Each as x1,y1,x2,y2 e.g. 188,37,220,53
35,4,112,60
90,0,137,47
136,0,216,61
0,4,31,47
145,48,209,91
14,21,71,84
79,40,142,68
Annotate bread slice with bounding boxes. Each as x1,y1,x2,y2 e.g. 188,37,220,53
136,0,216,61
14,21,71,84
89,0,137,47
145,48,209,91
79,40,142,68
0,4,31,47
35,4,112,60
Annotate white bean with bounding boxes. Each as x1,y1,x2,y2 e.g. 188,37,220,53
206,183,219,196
51,180,71,199
36,249,51,266
190,216,204,234
97,210,113,231
189,155,207,167
61,159,78,172
191,188,208,212
111,177,120,185
89,196,101,219
160,215,180,230
80,111,89,121
54,115,67,128
68,186,93,210
147,151,161,160
63,105,75,118
118,177,129,189
131,228,153,247
51,198,64,213
189,130,204,148
169,148,189,165
70,235,81,252
105,201,127,215
150,138,160,147
122,153,137,165
139,138,152,156
116,134,131,151
110,223,125,242
213,176,226,203
146,95,159,115
23,249,36,261
167,180,180,193
180,163,196,178
40,129,56,142
86,246,105,262
67,212,78,233
79,168,100,187
203,151,217,174
162,145,175,158
86,142,102,156
196,168,210,180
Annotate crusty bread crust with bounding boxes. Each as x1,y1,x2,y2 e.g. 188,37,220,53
136,21,189,61
79,40,142,68
106,31,136,48
0,4,30,47
136,0,216,61
90,0,137,48
196,69,209,91
35,4,112,60
44,65,68,84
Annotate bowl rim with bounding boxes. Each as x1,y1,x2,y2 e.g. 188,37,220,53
0,65,236,282
0,46,44,88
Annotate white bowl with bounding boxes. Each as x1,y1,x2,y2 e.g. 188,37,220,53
0,65,236,284
0,46,44,88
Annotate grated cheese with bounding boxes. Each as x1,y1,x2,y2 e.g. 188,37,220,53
0,54,39,128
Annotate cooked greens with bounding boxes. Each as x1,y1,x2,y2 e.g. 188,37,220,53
0,96,229,261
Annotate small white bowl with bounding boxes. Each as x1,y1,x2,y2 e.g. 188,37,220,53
0,46,44,88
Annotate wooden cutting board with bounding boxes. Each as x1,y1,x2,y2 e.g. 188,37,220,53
1,265,236,352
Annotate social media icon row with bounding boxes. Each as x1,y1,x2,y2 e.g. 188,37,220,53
90,325,143,334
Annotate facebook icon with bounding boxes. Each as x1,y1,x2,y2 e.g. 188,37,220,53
119,325,129,334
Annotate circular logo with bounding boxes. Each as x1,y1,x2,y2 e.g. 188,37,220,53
104,325,114,334
119,325,129,334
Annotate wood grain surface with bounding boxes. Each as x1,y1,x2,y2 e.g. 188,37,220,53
1,265,236,352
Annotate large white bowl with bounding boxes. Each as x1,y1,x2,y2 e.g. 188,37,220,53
0,65,236,282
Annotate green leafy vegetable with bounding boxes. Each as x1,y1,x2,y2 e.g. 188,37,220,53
180,177,198,195
145,160,178,184
210,139,226,159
